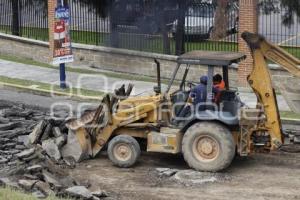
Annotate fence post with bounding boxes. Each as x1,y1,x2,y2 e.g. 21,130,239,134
238,0,258,87
11,0,20,36
175,0,186,55
109,1,119,48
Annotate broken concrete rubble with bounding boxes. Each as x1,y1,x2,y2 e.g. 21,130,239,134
62,129,90,162
29,120,47,144
0,157,8,164
23,174,39,180
41,123,52,141
0,100,110,200
32,190,47,198
53,126,62,137
18,179,38,190
63,156,76,169
0,122,22,131
26,165,43,173
92,190,108,198
17,135,30,147
16,148,35,159
65,186,93,200
42,170,63,189
155,168,178,177
42,139,61,161
55,135,66,148
0,177,20,189
34,181,54,196
0,117,10,124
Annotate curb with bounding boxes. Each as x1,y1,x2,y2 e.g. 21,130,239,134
0,81,102,102
281,118,300,126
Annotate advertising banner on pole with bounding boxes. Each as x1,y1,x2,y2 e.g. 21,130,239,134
53,4,74,65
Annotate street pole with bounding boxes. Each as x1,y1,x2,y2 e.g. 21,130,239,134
59,63,66,89
59,0,66,89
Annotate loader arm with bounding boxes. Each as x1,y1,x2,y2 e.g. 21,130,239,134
242,32,300,149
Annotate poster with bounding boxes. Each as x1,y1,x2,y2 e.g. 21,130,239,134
53,5,74,65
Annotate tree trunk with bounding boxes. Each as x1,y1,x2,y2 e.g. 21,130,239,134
11,0,20,36
211,0,229,40
175,0,186,55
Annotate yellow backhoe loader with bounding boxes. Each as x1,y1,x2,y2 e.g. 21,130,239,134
66,32,300,172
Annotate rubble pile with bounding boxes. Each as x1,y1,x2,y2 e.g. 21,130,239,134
0,101,107,199
155,168,231,186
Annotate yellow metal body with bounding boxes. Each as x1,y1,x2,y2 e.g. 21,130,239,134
91,95,162,156
70,32,300,159
242,32,300,150
147,128,182,154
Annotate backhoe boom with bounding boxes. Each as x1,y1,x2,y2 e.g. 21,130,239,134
242,32,300,149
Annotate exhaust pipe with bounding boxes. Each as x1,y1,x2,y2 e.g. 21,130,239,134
154,59,161,94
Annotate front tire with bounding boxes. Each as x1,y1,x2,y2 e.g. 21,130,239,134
182,122,235,172
108,135,141,168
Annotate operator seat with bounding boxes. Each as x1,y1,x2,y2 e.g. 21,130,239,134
171,91,190,117
218,90,241,117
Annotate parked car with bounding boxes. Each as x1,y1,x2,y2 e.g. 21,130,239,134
171,3,238,40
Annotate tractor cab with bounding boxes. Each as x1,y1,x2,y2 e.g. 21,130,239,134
160,50,246,127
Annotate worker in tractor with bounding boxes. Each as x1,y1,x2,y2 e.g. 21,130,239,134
213,74,226,90
190,75,210,109
177,75,218,121
213,74,226,104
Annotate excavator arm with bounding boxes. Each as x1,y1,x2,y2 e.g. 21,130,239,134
242,32,300,150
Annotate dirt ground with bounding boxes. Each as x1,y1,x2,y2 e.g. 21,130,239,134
70,151,300,200
1,89,299,200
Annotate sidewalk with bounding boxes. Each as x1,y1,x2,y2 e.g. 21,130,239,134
0,59,291,111
0,59,157,95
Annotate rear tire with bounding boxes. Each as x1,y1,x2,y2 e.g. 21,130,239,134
182,122,235,172
108,135,141,168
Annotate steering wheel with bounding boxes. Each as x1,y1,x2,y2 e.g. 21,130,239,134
187,81,196,89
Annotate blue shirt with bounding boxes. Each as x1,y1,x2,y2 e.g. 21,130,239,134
190,84,218,105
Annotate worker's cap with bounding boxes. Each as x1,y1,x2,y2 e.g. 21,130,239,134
200,76,208,85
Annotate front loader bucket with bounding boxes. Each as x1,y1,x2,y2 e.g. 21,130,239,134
62,86,134,162
61,128,92,162
63,94,110,161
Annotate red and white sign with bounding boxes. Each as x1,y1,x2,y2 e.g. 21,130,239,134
53,6,73,65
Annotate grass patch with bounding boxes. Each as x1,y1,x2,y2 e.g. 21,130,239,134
0,75,103,98
0,187,67,200
0,54,53,68
281,46,300,59
280,111,300,120
0,26,238,54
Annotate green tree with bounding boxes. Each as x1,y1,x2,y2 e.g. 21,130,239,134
259,0,300,27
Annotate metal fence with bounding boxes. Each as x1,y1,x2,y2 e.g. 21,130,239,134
0,0,239,55
0,0,48,41
259,2,300,59
68,0,239,54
